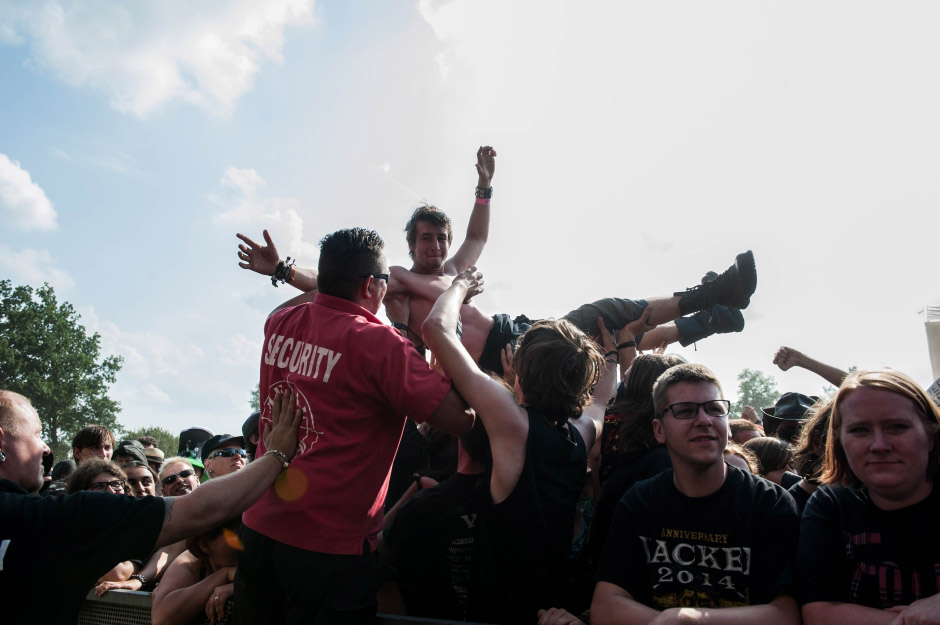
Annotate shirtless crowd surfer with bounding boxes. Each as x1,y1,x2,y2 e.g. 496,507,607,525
236,146,756,376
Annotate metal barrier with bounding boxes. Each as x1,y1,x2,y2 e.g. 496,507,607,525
79,590,152,625
79,590,486,625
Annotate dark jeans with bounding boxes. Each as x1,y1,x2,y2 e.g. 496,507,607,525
234,526,377,625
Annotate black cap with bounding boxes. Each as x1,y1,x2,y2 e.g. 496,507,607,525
242,410,261,442
201,434,246,462
114,440,148,464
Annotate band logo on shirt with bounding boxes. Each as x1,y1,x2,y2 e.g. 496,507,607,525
639,531,751,608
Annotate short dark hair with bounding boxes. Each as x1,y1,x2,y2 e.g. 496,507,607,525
137,436,159,448
72,424,116,451
404,205,453,259
51,459,76,481
652,363,724,418
512,319,604,426
66,459,126,494
317,228,385,300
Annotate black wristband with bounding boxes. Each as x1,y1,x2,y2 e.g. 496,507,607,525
617,340,637,350
271,257,296,287
475,186,493,199
603,350,618,360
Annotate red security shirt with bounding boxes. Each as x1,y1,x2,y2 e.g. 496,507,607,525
243,293,452,554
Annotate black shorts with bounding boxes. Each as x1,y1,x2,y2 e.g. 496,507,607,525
478,298,649,377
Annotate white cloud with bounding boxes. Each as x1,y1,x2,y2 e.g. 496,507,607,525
217,334,261,367
1,0,315,118
211,166,318,264
0,245,73,290
79,305,205,380
0,154,57,231
121,383,172,405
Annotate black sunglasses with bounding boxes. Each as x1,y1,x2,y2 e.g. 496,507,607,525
210,447,248,459
359,273,389,283
161,468,196,486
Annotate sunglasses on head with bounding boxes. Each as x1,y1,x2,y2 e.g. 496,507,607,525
210,447,247,459
161,469,195,486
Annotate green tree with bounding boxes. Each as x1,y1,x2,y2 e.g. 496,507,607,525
250,383,260,411
0,280,123,460
731,368,779,417
122,425,179,456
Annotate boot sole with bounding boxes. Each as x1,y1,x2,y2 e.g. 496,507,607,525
733,250,757,309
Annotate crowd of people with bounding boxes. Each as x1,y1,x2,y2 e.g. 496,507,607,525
1,145,939,625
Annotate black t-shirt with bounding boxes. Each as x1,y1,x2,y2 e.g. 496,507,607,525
384,471,485,620
470,409,587,624
597,466,799,609
786,480,813,513
0,479,166,624
797,483,940,608
589,447,672,570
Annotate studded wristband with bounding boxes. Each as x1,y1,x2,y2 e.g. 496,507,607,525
263,449,289,470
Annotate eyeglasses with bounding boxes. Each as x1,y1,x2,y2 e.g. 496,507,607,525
209,447,248,460
161,469,196,486
359,273,389,283
90,479,126,492
660,400,731,420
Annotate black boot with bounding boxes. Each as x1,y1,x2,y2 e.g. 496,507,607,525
675,306,745,346
676,250,756,315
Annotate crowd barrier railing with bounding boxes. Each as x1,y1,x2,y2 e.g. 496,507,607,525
78,589,491,625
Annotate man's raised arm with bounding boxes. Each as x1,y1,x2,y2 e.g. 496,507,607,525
237,230,319,292
444,145,496,274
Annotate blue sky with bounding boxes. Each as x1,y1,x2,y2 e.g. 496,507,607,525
2,0,938,438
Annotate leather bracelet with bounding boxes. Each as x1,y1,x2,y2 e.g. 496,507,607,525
263,449,289,470
617,340,637,350
603,350,618,360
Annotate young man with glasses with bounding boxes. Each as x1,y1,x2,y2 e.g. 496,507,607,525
592,363,800,625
